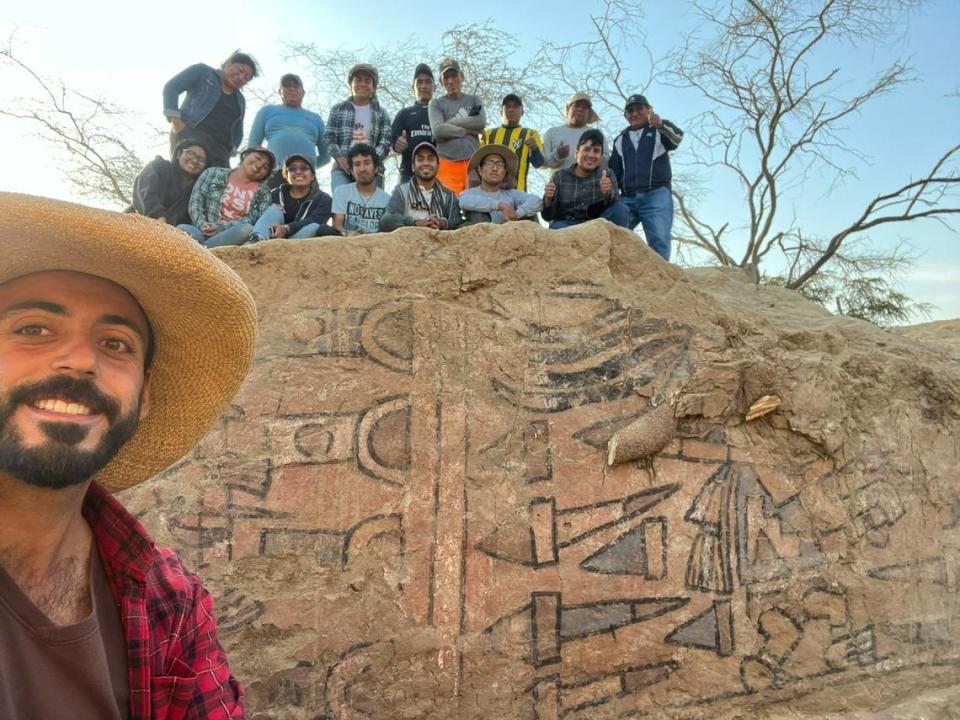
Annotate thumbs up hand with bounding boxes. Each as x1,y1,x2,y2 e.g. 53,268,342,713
394,130,409,153
544,179,557,205
600,168,612,196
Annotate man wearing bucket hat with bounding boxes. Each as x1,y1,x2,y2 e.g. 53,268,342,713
459,145,542,224
0,193,256,718
609,94,683,261
324,63,392,191
542,91,602,173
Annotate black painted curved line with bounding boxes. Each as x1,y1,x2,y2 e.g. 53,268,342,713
341,512,404,569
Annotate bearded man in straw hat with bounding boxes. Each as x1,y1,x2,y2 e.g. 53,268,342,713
0,193,257,719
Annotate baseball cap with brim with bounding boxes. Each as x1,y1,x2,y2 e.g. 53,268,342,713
565,92,601,124
413,63,434,81
411,141,439,159
438,58,461,76
624,94,650,111
283,153,315,173
241,146,277,175
468,144,518,178
348,63,379,88
280,73,303,87
0,193,258,492
501,93,523,107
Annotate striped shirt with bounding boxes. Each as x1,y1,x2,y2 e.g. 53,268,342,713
482,126,545,192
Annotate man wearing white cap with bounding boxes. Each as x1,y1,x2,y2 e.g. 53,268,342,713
0,194,257,718
542,91,602,173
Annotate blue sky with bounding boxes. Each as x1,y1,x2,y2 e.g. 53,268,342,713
2,0,957,320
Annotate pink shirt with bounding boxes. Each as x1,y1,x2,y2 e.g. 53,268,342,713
219,177,259,222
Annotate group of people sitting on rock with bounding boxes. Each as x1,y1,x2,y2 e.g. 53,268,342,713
132,50,683,261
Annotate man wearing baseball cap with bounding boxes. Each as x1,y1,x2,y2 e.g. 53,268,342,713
249,154,338,241
428,58,486,194
542,91,602,173
482,94,545,193
247,73,331,189
0,193,257,718
381,141,461,231
324,64,392,190
609,94,684,261
392,64,437,185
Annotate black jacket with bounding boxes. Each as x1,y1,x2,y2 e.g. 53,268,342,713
270,184,334,235
132,156,199,225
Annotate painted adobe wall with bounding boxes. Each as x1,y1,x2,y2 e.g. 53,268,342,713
121,221,960,719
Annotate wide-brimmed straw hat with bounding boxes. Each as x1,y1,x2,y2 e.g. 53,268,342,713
0,193,258,492
467,144,518,179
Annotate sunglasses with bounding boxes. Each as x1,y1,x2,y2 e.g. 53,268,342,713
286,163,312,173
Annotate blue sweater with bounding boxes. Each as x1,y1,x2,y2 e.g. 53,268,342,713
246,105,330,168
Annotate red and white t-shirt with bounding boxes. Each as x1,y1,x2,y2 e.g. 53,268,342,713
219,178,259,222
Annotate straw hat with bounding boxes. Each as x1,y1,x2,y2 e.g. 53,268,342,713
467,144,519,179
0,193,258,492
565,92,601,124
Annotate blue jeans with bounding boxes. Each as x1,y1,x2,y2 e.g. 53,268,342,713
623,186,673,261
549,201,632,230
251,206,320,239
177,222,254,248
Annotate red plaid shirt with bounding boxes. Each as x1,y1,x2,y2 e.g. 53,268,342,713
82,483,244,720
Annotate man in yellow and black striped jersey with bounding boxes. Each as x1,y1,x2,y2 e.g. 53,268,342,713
481,94,545,192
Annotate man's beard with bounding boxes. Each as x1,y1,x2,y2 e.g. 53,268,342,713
0,376,140,489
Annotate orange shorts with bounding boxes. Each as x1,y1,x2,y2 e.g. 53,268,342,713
437,158,470,195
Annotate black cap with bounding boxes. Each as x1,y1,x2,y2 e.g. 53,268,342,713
501,93,523,107
413,63,434,81
438,58,461,76
280,73,303,87
624,94,650,110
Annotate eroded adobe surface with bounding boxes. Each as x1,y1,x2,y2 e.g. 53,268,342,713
120,222,960,719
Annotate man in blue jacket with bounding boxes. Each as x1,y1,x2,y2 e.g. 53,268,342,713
609,94,683,261
163,51,259,169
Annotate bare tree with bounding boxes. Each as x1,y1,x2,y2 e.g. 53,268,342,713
532,0,660,135
284,22,555,188
0,41,156,207
285,22,550,119
669,0,958,312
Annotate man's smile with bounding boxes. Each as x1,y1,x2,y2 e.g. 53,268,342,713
31,398,96,417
